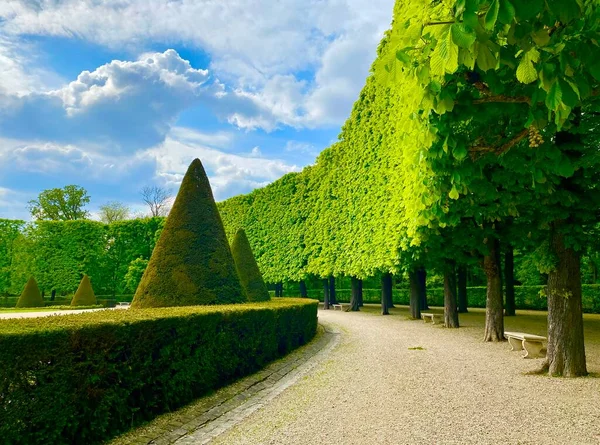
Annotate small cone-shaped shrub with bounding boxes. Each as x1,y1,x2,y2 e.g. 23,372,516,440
15,277,44,308
231,228,270,302
132,158,245,308
71,274,97,306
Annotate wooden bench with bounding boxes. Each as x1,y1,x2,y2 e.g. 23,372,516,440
421,312,443,325
332,303,347,311
504,331,547,359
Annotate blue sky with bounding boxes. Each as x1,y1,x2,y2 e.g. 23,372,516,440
0,0,394,220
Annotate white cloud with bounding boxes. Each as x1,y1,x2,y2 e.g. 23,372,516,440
0,0,396,130
146,130,301,200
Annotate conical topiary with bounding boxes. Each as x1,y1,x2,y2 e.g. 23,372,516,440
131,158,246,308
231,228,270,302
71,274,97,306
16,277,44,308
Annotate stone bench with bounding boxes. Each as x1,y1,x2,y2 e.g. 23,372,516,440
421,312,443,325
332,303,347,311
505,331,547,359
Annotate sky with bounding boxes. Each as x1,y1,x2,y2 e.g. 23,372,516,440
0,0,395,220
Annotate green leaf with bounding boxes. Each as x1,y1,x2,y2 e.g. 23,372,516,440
498,0,516,24
514,0,543,20
485,0,500,30
396,50,411,64
558,78,579,107
449,186,460,200
556,157,575,178
451,23,476,48
453,144,468,161
589,60,600,82
545,81,563,110
531,29,551,46
548,0,581,23
476,43,498,71
516,48,540,84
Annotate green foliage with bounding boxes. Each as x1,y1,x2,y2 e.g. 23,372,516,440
98,202,130,223
15,277,44,308
0,219,25,295
28,185,90,220
231,229,270,302
123,258,149,293
70,274,97,306
0,298,317,445
132,159,245,308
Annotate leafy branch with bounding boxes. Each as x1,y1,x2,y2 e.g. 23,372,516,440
469,128,529,157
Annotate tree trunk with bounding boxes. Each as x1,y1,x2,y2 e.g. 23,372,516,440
544,221,587,377
299,280,308,298
322,279,330,309
381,273,391,315
328,276,338,305
444,261,459,328
277,282,284,297
386,274,395,308
51,289,56,301
349,277,362,311
409,269,421,319
457,265,468,313
417,267,428,310
505,245,516,316
483,238,504,342
358,279,364,307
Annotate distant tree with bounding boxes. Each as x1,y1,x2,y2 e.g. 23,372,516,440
28,185,90,221
141,186,171,217
99,202,130,224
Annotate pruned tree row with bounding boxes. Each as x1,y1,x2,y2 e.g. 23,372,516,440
219,0,600,377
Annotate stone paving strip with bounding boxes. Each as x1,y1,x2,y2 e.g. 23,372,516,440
110,321,340,445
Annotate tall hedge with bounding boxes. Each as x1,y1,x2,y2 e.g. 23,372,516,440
231,228,270,302
15,276,44,308
0,298,317,444
132,159,245,308
70,274,97,306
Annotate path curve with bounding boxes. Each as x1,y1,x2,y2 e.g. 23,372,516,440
209,308,600,445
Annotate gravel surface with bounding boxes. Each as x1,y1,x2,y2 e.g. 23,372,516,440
212,306,600,445
0,307,123,320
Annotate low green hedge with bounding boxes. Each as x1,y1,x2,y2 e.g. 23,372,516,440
0,298,317,444
307,285,600,313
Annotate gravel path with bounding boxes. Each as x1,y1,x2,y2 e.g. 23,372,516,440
0,307,123,320
212,306,600,445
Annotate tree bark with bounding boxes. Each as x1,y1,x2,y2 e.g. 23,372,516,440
328,276,338,305
381,273,391,315
483,238,505,342
444,261,459,328
417,267,429,310
299,280,308,298
409,269,421,319
386,274,395,308
505,245,516,316
358,279,364,307
349,277,362,311
277,282,284,297
544,221,587,377
457,265,468,313
322,279,330,310
51,289,56,301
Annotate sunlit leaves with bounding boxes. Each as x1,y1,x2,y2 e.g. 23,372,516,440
516,48,540,84
484,0,500,30
451,23,476,48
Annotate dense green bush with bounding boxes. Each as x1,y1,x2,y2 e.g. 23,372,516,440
0,298,317,444
15,277,44,308
70,274,97,306
231,228,270,302
133,159,245,308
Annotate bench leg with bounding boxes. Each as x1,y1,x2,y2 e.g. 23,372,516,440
422,316,430,323
522,340,545,359
507,337,523,352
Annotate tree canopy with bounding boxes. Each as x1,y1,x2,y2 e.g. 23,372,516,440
28,185,90,221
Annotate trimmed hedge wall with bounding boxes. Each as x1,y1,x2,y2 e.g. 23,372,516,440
305,285,600,313
0,298,317,444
